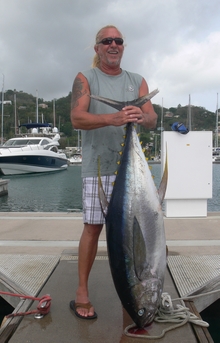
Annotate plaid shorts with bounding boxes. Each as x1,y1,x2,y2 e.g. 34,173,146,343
82,175,116,225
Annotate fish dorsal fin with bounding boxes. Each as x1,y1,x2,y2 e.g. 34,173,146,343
98,156,109,217
158,144,168,204
133,216,147,281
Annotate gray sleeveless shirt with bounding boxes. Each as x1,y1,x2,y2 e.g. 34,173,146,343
81,67,143,177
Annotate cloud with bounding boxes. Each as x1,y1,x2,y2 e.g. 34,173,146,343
151,31,220,108
0,0,220,111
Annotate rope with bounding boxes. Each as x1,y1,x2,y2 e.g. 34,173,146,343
155,293,209,327
0,291,51,318
124,292,210,339
172,288,220,302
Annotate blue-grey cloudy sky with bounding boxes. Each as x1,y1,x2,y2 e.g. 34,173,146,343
0,0,220,112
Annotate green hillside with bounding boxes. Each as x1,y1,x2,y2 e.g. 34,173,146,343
0,89,218,151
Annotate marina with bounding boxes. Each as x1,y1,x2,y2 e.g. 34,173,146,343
0,212,219,342
0,163,220,212
0,2,220,341
0,165,219,342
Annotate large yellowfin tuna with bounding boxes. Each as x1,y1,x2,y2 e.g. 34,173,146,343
91,90,168,328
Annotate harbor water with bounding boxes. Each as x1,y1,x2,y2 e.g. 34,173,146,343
0,164,220,341
0,164,220,212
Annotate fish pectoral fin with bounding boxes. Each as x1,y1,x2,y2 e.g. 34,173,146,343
90,95,125,111
158,143,168,204
97,156,108,217
131,89,159,108
90,89,159,111
98,187,108,217
133,216,148,281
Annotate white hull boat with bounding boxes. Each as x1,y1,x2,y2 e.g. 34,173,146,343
0,124,68,175
68,153,82,165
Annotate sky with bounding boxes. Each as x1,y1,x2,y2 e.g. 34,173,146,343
0,0,220,112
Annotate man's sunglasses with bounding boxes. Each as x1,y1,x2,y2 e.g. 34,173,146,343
97,37,124,46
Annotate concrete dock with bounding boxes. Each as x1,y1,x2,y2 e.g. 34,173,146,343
0,211,220,256
0,212,219,342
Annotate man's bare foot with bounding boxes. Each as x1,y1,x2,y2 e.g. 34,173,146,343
70,300,97,319
72,290,96,318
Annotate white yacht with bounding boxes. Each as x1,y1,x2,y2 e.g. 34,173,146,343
68,152,82,165
0,124,68,175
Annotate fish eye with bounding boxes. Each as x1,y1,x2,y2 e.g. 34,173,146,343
138,308,145,317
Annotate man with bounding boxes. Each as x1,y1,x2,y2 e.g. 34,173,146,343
70,25,157,319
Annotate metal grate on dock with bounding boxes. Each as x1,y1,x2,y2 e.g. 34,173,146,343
0,254,60,296
60,254,108,261
168,255,220,296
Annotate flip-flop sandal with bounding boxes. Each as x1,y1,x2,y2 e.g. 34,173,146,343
70,300,97,320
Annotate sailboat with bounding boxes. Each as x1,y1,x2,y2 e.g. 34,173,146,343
68,130,82,165
213,93,220,163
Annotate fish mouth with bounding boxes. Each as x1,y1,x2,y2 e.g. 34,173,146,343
135,314,155,328
135,307,156,328
144,312,155,325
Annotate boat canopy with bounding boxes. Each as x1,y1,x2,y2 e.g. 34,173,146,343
19,123,52,129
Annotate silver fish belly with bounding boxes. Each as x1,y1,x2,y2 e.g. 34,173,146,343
105,122,166,328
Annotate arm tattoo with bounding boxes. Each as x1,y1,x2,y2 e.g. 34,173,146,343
71,77,87,110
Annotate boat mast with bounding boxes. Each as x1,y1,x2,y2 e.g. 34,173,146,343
14,91,17,135
36,89,39,125
1,74,4,145
188,94,192,131
53,99,56,127
215,93,219,148
160,97,164,132
160,97,164,161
